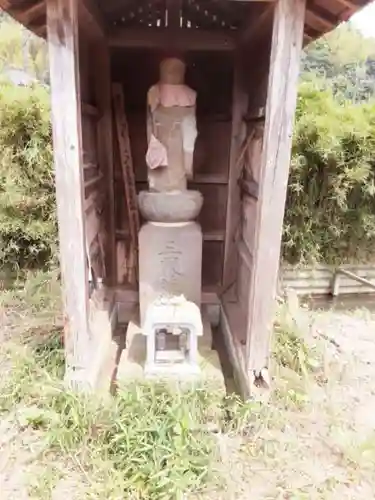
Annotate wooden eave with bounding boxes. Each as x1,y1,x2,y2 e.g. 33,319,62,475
0,0,371,47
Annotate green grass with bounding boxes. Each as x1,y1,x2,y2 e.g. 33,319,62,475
273,298,322,377
0,271,333,499
0,335,223,499
0,331,279,499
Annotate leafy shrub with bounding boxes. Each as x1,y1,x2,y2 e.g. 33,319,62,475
0,82,56,271
283,79,375,265
2,74,375,271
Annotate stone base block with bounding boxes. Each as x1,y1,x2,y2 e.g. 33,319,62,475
117,312,225,394
139,221,202,326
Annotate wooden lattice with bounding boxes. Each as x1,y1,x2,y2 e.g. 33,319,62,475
103,0,250,30
109,0,168,28
182,0,247,30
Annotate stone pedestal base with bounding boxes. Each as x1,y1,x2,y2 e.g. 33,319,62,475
143,299,203,377
139,221,202,326
117,311,225,394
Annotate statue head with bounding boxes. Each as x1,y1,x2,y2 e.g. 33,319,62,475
159,57,186,85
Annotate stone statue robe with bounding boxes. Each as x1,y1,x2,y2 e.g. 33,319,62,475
146,83,197,192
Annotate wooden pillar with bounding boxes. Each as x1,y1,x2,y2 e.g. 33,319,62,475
47,0,90,387
94,42,116,285
244,0,306,382
223,56,248,298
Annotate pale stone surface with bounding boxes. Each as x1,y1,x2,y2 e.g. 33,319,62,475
147,107,197,192
117,302,136,324
117,311,225,394
143,298,203,377
139,221,202,326
138,190,203,222
146,58,197,193
143,298,203,336
200,313,213,348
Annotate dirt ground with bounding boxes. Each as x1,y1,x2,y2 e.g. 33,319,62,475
218,306,375,500
1,302,375,499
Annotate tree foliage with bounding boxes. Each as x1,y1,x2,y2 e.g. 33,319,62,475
283,80,375,265
302,24,375,103
0,13,48,84
0,82,56,271
281,23,375,266
1,13,375,268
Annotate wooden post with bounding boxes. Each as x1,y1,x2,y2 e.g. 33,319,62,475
223,57,248,297
94,42,116,285
244,0,306,382
47,0,90,387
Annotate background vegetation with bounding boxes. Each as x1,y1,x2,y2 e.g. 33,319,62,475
0,82,56,272
283,24,375,265
1,16,375,270
283,80,375,265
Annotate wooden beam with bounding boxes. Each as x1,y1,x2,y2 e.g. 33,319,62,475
15,0,45,24
108,28,236,51
167,0,182,28
31,22,47,37
94,43,116,286
78,0,107,40
303,32,313,46
244,0,306,383
304,23,320,42
47,0,91,388
82,102,100,119
306,3,336,30
223,57,248,296
333,0,357,11
240,4,275,46
0,1,11,12
227,0,275,2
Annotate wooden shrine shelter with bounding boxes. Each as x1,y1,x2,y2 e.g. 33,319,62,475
0,0,371,394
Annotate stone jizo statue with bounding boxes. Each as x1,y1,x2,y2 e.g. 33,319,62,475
145,57,198,192
138,58,203,377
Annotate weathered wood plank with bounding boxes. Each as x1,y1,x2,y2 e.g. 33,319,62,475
222,58,248,295
84,173,104,189
78,0,107,39
112,83,140,285
244,0,306,380
240,4,274,46
16,0,45,24
94,43,116,285
115,287,220,306
332,0,357,12
82,102,99,119
167,0,182,28
116,228,225,242
108,28,235,51
46,0,90,384
192,174,228,184
306,4,335,30
220,303,250,399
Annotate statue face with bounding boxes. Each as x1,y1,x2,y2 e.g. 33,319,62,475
159,57,186,84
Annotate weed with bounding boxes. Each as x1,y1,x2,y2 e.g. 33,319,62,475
0,333,222,499
273,300,322,378
0,83,56,272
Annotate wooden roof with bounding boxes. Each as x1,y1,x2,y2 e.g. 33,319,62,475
0,0,372,45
